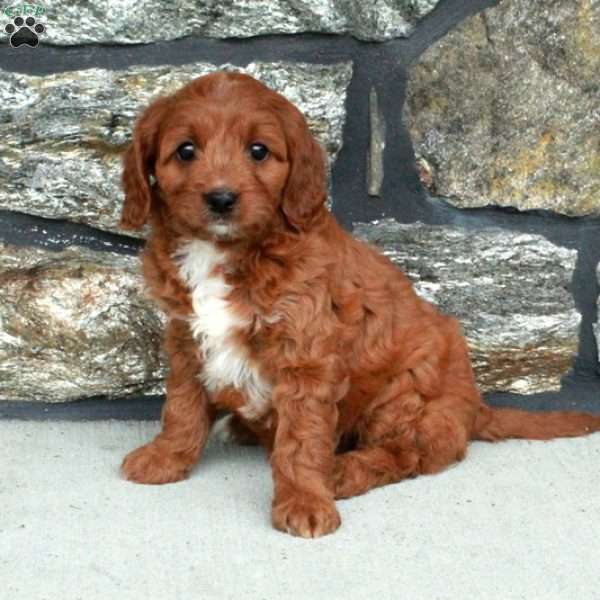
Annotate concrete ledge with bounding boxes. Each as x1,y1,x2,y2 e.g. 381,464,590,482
2,420,599,599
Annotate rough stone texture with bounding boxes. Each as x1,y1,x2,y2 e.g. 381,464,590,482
0,61,352,236
354,220,580,393
367,87,386,197
404,0,600,216
0,1,440,44
0,244,165,402
0,220,581,402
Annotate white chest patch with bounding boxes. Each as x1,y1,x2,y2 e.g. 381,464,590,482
174,239,271,420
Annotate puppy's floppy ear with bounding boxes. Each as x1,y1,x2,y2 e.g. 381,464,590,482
120,97,170,230
280,105,327,231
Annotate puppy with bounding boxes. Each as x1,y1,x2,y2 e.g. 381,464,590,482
120,71,600,538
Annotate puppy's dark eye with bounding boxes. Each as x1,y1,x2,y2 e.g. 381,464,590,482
250,143,269,162
176,142,196,162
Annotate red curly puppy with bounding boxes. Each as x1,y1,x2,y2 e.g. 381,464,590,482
120,71,600,538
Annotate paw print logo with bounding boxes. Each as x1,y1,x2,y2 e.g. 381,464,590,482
5,16,46,48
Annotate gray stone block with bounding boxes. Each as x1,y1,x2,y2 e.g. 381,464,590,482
367,87,385,198
0,1,440,44
0,243,166,402
0,220,580,402
354,219,580,393
0,61,352,236
404,0,600,216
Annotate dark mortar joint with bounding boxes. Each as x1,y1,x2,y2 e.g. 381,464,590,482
0,210,143,255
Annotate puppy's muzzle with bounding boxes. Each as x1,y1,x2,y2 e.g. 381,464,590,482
204,188,238,215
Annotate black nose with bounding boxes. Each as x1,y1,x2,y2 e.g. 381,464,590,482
203,188,238,214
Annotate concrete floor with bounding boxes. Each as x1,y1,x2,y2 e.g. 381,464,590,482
1,419,599,600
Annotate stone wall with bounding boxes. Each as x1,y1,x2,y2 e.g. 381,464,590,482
1,0,599,413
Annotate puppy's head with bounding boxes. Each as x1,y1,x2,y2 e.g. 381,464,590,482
121,71,327,241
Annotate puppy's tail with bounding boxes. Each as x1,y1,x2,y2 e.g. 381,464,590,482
472,405,600,441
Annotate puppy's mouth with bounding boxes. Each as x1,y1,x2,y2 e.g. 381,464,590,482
206,216,239,240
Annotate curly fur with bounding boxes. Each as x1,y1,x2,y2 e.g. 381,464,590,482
120,71,600,538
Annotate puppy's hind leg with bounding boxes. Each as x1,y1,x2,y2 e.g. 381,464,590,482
333,391,471,499
333,442,420,499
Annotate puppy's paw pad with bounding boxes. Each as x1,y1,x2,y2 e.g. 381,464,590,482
121,443,189,484
272,494,341,538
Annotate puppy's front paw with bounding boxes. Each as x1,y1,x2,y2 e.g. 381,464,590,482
121,442,190,484
272,493,341,538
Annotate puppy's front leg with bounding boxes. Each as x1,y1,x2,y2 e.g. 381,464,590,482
270,380,340,538
121,321,214,484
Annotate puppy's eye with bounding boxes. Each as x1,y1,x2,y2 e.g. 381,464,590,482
249,143,269,162
176,142,196,162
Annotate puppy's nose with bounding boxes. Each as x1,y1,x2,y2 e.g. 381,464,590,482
203,188,238,214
